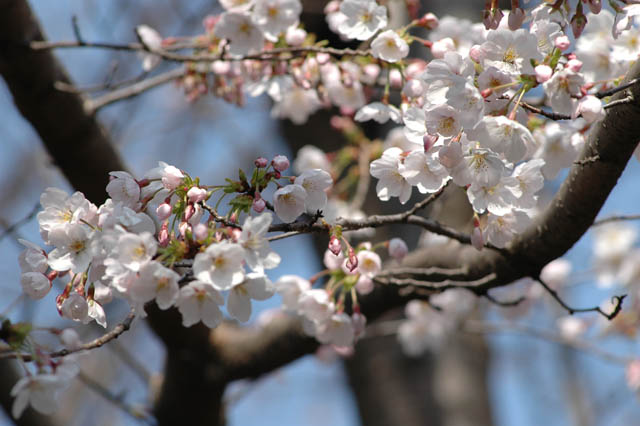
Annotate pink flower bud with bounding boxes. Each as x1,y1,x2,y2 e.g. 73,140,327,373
554,35,571,51
567,59,582,73
193,223,209,241
388,238,409,260
471,227,484,251
389,69,402,88
272,155,290,172
156,202,172,221
253,197,266,213
362,64,381,85
403,79,425,98
316,52,331,65
254,157,268,168
187,187,208,203
212,60,231,75
418,12,439,30
508,8,525,31
535,64,553,83
285,27,307,46
159,222,170,247
329,236,342,256
184,204,195,221
469,44,486,63
423,134,438,152
346,248,358,272
431,37,454,59
575,95,604,123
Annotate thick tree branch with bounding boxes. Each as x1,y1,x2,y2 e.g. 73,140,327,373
0,0,126,203
209,59,640,381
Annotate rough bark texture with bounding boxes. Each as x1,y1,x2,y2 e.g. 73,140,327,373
0,0,125,202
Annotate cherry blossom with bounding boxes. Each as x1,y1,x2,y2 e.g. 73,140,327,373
193,242,246,290
177,281,225,328
214,12,265,57
273,184,307,223
371,30,409,63
228,273,275,322
370,147,412,204
294,169,333,213
251,0,302,41
337,0,387,41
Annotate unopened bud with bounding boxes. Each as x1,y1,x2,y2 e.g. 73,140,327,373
272,155,290,172
184,204,195,221
159,222,170,247
254,157,268,168
329,236,342,256
187,187,208,203
346,248,358,272
567,58,582,73
417,12,439,30
156,202,172,221
554,35,571,51
431,37,454,59
535,64,553,83
388,238,409,260
469,44,486,63
285,26,307,46
253,197,266,213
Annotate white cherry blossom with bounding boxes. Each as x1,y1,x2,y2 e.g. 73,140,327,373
370,147,412,204
18,239,48,274
132,261,180,309
314,313,355,347
294,169,333,213
371,30,409,62
135,25,163,71
38,188,97,245
484,210,531,248
177,281,224,328
193,242,245,290
228,273,275,322
214,12,265,57
337,0,387,41
298,289,335,322
239,213,281,272
47,224,94,273
252,0,302,41
399,150,450,194
293,145,331,174
355,102,402,124
481,28,542,75
274,274,311,311
11,374,66,418
106,171,140,210
273,184,307,223
20,273,51,300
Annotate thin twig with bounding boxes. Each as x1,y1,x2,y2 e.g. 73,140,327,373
536,277,626,320
30,39,371,62
0,311,136,361
596,77,640,98
592,214,640,227
0,202,40,244
86,68,185,112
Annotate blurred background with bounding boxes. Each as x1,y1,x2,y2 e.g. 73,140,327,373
1,1,640,425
